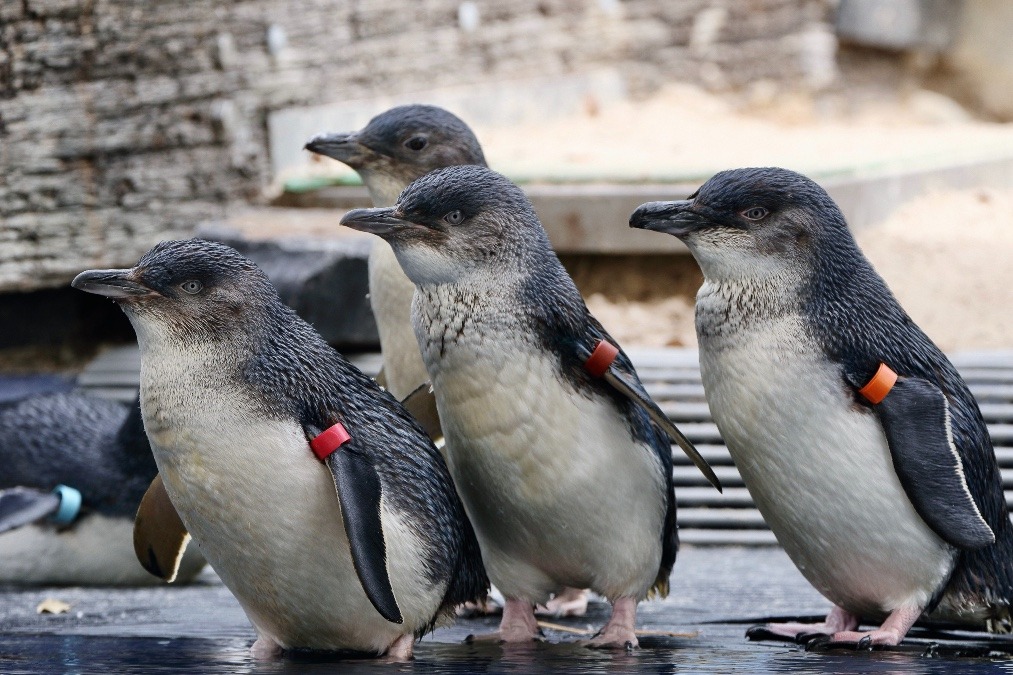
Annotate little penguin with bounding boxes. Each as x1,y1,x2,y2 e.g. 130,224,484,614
304,104,488,400
306,106,592,618
630,167,1013,647
338,165,720,649
72,239,488,658
0,393,205,585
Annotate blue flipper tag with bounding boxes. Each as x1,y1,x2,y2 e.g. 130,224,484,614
50,485,82,525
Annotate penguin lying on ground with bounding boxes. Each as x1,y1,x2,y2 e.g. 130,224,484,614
306,104,589,617
72,239,488,658
340,165,719,649
630,167,1013,647
0,393,205,585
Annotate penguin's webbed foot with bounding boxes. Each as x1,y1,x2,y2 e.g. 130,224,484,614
583,596,639,650
746,606,860,643
465,598,544,644
805,606,921,651
250,635,283,659
535,587,590,618
584,629,638,651
810,600,923,648
384,633,415,661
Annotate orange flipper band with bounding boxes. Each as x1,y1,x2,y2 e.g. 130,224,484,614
584,339,620,378
310,422,351,461
859,363,898,404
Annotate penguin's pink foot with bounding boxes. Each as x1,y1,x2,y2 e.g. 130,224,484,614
465,598,543,643
536,587,589,617
385,633,415,661
584,597,639,650
250,635,282,659
812,606,922,650
746,605,859,643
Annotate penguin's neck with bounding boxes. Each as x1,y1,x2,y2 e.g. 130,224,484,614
361,173,407,207
695,266,808,342
412,277,530,366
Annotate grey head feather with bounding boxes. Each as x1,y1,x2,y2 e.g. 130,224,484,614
357,104,487,172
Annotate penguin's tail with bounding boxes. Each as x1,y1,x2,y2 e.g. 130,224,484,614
647,574,670,600
987,607,1013,634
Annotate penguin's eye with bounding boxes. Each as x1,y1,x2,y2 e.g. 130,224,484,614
404,136,428,151
180,280,203,295
741,207,769,221
444,210,464,225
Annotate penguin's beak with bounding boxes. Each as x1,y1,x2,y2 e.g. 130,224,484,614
629,200,708,237
72,268,154,299
304,132,370,164
340,207,414,238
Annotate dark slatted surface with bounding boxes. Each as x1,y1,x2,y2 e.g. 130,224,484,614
78,345,1013,546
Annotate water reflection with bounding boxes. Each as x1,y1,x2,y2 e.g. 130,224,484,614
4,632,1013,675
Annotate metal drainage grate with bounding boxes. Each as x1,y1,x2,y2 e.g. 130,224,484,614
79,345,1013,546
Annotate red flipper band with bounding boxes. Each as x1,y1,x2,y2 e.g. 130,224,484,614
310,422,351,461
859,362,898,404
584,339,620,378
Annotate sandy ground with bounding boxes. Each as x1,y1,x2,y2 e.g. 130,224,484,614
478,83,1013,183
304,82,1013,185
856,187,1013,351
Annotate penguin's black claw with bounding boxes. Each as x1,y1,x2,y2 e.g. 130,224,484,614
745,625,795,643
803,635,834,652
805,634,888,652
794,631,829,645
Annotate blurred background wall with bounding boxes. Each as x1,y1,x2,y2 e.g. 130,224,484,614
1,0,832,293
2,0,1012,359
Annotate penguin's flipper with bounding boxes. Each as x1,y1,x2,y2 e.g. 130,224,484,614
0,487,61,534
400,383,443,442
325,441,404,625
874,376,995,550
576,337,722,492
134,474,192,582
602,367,722,492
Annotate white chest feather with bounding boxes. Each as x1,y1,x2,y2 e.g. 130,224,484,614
136,341,441,652
696,282,953,616
369,241,430,399
412,288,665,601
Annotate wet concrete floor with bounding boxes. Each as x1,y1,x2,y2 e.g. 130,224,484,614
4,547,1013,674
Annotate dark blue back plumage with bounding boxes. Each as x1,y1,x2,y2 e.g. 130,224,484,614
803,205,1013,619
0,393,154,517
